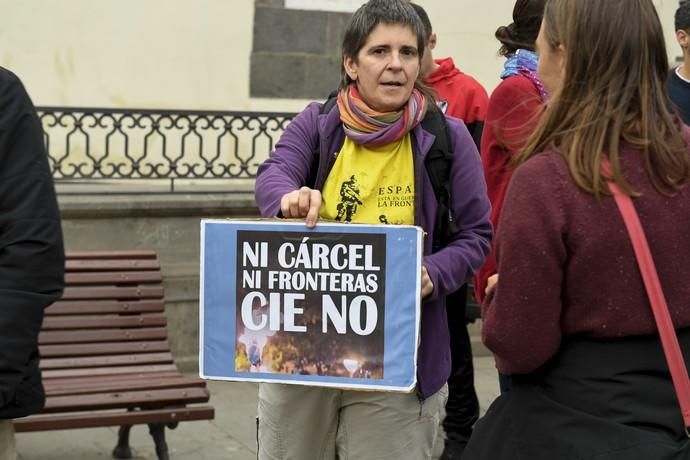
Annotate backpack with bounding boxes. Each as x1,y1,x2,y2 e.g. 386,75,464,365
312,92,459,252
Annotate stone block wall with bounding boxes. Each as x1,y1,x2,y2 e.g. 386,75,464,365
251,1,350,99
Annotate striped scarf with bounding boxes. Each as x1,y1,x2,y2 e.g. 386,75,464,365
336,84,427,147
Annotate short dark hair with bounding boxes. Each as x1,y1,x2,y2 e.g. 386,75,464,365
676,1,690,31
340,0,427,89
410,3,433,39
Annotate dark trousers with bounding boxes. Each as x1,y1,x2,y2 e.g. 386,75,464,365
443,284,479,441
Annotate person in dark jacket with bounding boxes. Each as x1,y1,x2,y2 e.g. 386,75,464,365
0,67,65,459
668,1,690,124
254,1,491,458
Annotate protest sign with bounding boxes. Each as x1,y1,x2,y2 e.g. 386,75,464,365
199,219,422,392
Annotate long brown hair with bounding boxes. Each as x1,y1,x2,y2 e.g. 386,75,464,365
516,0,690,197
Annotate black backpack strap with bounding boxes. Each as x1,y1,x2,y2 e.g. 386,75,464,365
464,119,484,150
422,108,459,252
321,90,339,115
307,90,339,189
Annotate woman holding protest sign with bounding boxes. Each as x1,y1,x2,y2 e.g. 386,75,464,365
254,0,491,458
464,0,690,459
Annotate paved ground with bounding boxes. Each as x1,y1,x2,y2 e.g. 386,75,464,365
16,357,500,460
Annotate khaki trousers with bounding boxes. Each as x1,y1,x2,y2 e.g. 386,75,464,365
0,421,16,460
257,383,448,460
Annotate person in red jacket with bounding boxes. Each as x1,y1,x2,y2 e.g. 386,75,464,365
411,4,489,460
473,0,546,305
413,4,488,148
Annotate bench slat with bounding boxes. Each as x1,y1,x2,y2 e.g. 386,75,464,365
42,315,167,330
39,327,167,345
61,286,164,301
65,251,158,260
44,370,182,387
42,387,209,413
65,271,163,285
14,406,215,432
44,375,206,396
40,340,170,358
46,300,165,315
42,364,178,379
41,352,174,370
45,376,206,397
66,259,161,272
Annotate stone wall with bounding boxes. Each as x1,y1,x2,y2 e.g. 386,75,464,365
251,0,350,99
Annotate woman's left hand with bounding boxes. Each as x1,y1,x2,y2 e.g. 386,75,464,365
421,266,434,299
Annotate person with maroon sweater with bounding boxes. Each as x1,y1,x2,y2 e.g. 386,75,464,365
411,4,489,459
464,0,690,458
473,0,546,306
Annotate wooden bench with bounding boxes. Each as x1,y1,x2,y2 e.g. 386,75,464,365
13,251,214,460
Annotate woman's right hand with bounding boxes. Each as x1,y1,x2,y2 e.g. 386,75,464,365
485,274,498,296
280,186,322,228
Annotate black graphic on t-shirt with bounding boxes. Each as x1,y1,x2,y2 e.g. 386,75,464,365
336,175,363,222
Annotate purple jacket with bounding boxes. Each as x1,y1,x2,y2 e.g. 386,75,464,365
255,102,492,398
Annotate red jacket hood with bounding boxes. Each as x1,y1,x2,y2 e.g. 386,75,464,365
424,57,462,84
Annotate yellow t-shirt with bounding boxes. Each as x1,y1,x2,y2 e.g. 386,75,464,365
320,134,415,225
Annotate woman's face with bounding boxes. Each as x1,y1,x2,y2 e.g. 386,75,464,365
536,20,565,96
344,23,420,112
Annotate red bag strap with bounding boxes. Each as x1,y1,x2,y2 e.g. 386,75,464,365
604,160,690,436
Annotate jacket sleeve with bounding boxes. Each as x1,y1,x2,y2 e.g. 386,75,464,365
0,69,65,409
255,103,321,218
481,154,566,375
474,77,544,303
423,118,492,302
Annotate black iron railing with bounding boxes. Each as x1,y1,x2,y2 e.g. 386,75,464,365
36,107,297,193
